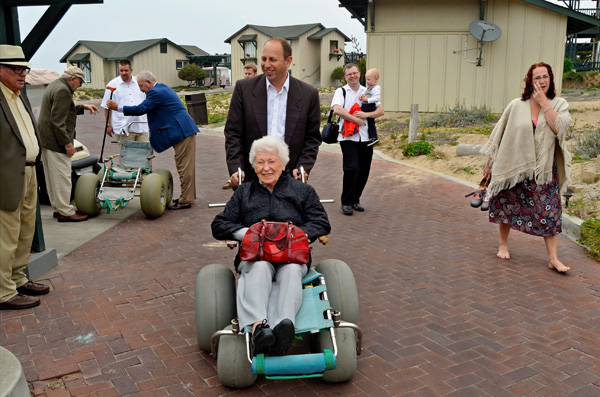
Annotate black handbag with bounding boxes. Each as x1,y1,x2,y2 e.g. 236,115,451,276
321,88,346,144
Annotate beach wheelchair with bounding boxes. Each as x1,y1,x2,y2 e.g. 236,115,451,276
74,122,173,219
195,254,362,388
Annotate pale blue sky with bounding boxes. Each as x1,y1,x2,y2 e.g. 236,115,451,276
17,0,367,72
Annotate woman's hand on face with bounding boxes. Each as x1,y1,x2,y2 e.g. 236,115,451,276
531,81,549,107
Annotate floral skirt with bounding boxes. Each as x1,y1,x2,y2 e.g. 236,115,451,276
489,165,562,237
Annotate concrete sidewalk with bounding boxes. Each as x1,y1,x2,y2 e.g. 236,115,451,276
1,105,599,396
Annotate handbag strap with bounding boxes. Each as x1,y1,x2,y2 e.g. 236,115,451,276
287,223,293,262
327,87,347,123
259,220,267,261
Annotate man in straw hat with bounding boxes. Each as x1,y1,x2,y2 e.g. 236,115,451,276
0,44,51,310
38,65,98,222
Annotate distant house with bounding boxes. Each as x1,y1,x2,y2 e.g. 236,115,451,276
338,0,600,113
225,23,350,87
59,39,214,89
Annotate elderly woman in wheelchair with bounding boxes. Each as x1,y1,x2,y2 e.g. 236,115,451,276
211,136,331,357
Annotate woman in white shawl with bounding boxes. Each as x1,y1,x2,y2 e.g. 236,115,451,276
481,62,572,273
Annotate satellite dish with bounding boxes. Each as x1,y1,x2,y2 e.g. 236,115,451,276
469,20,502,42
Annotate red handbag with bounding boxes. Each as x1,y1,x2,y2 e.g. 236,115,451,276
240,220,310,264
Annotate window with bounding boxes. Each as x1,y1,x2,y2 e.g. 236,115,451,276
244,41,256,59
176,60,189,70
80,62,91,83
160,43,167,53
330,40,339,53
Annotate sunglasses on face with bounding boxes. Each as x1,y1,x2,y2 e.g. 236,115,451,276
2,65,31,75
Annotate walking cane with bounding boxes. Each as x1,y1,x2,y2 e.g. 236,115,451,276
99,86,116,162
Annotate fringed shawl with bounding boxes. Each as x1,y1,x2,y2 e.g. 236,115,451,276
481,97,572,197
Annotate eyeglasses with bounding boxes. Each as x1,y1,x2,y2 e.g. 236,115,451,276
2,65,31,75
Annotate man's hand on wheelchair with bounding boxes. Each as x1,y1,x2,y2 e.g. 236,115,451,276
229,170,245,188
293,168,308,182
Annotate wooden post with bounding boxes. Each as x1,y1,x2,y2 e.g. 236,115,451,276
409,104,419,143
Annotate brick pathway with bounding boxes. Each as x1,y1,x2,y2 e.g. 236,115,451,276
1,105,599,396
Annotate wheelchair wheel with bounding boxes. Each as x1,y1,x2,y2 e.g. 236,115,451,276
74,173,101,217
195,264,236,352
140,173,166,218
315,259,359,324
316,328,357,383
154,168,174,205
217,325,256,388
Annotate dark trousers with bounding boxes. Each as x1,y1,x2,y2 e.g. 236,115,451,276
340,140,373,206
361,102,377,140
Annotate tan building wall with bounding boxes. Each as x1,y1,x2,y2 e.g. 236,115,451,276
65,44,105,89
319,32,346,88
230,28,271,82
291,25,322,85
366,0,567,113
131,43,191,87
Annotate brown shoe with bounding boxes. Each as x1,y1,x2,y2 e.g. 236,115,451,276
17,281,50,296
222,180,232,189
167,202,192,210
57,212,88,222
0,294,40,310
53,211,59,218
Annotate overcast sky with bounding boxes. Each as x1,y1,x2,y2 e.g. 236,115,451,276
17,0,367,73
16,0,596,73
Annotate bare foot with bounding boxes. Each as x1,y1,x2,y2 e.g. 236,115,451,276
549,261,570,273
497,244,510,260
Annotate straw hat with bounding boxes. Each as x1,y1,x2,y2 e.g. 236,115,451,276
0,45,32,66
64,66,85,81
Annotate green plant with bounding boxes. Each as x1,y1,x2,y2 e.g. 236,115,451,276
331,67,345,85
178,64,206,87
422,105,498,128
579,218,600,262
403,141,434,157
456,166,476,175
564,71,584,82
564,58,573,72
574,129,600,159
565,192,600,220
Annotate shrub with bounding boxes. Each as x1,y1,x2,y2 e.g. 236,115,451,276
422,105,498,128
579,218,600,262
403,141,434,157
331,67,345,85
178,64,206,87
564,58,573,72
564,71,584,82
574,129,600,160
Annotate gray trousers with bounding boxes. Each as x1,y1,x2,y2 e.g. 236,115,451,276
237,261,308,330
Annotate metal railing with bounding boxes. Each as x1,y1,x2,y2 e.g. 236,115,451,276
575,8,600,18
573,61,600,72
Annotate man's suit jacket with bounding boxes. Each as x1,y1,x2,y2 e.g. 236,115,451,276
224,74,321,180
0,89,41,211
123,83,199,153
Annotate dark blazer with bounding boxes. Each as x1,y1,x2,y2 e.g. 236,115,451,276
37,78,83,154
123,83,199,153
0,89,41,211
224,74,322,180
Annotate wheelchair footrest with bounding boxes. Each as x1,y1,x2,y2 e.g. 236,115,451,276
252,349,336,377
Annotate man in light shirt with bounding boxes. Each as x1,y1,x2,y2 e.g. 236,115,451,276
0,45,51,310
224,38,321,186
101,59,148,141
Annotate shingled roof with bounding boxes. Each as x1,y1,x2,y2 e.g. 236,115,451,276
59,38,199,62
225,23,349,43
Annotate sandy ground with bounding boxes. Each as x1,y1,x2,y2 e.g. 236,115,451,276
377,98,600,220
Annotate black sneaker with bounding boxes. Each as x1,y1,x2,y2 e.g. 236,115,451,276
366,138,379,147
270,319,295,356
252,319,275,356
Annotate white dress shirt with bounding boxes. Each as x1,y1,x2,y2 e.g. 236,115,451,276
266,74,290,141
101,76,148,134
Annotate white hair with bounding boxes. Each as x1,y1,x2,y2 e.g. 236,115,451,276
249,136,289,168
137,70,156,82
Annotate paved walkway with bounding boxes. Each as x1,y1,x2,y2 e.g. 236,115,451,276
1,105,599,396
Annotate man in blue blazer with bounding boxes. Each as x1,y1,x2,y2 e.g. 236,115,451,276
108,70,199,210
